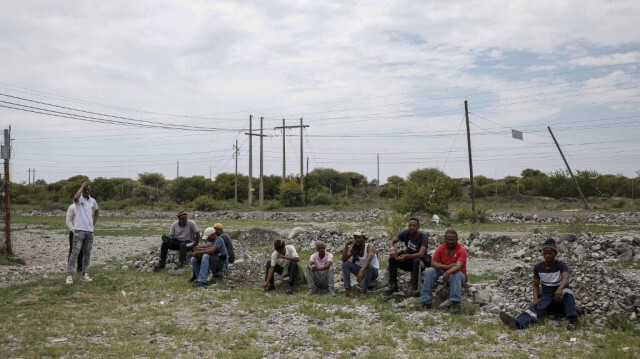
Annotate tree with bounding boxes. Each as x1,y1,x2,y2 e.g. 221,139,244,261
90,177,118,201
308,168,345,193
392,181,450,216
138,172,166,188
521,168,547,178
169,176,210,203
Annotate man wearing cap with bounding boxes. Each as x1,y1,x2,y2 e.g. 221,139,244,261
419,230,467,313
341,229,379,299
189,227,228,287
263,239,305,294
306,240,337,297
154,211,200,271
66,181,99,285
499,238,579,330
383,218,430,299
212,223,235,266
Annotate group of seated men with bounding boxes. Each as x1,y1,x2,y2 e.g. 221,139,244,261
152,211,235,288
154,212,579,329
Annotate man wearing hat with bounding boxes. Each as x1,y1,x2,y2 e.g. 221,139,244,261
263,239,305,294
189,227,228,287
341,229,379,298
499,238,579,330
154,211,200,271
212,223,234,266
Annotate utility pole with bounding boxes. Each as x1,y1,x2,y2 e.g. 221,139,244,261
176,161,179,178
3,127,13,256
282,119,286,183
274,118,309,186
259,117,264,207
377,154,380,188
305,156,309,206
548,126,589,209
248,115,253,205
28,168,30,186
465,101,476,212
234,140,238,204
245,115,266,206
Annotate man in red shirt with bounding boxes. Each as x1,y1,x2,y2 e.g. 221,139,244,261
419,230,467,313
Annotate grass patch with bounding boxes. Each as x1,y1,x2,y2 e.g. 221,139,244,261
467,270,501,283
615,259,640,270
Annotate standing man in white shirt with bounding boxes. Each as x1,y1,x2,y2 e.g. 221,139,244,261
66,181,99,285
65,202,83,273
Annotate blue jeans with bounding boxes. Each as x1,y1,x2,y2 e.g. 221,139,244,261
191,254,224,283
67,230,93,276
342,262,378,293
420,267,465,304
515,288,578,328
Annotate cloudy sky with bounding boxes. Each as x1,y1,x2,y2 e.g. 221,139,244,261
1,0,639,186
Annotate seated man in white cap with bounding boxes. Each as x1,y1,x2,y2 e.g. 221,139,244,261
341,229,379,299
189,227,228,287
499,238,579,330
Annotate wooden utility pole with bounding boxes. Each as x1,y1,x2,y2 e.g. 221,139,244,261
377,154,380,188
274,118,309,186
465,101,476,212
259,117,264,208
3,127,13,256
547,126,589,209
282,119,285,183
245,115,266,207
234,139,238,204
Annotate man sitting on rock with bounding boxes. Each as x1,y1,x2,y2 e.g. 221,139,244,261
383,217,430,299
189,227,228,287
263,239,305,294
341,229,379,299
306,240,337,297
500,238,579,330
154,211,200,271
212,223,235,266
420,230,467,313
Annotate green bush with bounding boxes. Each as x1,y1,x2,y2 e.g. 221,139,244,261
611,198,628,209
562,213,587,234
310,192,332,205
381,212,409,237
264,200,282,210
453,206,488,223
279,181,303,207
392,182,449,216
192,195,221,211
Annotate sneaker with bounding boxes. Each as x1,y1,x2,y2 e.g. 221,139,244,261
422,302,432,309
65,276,73,285
329,287,337,297
307,287,317,295
450,301,461,314
153,262,166,272
360,292,368,299
567,317,578,330
344,289,352,298
382,285,399,296
193,281,209,288
176,261,184,269
81,274,93,283
499,311,519,330
188,274,197,283
409,289,421,298
286,285,295,294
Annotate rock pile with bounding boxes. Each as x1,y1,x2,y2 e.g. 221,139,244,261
489,211,640,224
461,232,640,264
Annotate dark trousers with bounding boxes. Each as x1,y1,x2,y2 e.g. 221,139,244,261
516,288,578,328
265,260,300,287
68,231,83,272
388,252,430,290
160,238,194,263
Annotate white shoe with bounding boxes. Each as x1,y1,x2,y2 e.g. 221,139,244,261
82,274,93,282
66,276,73,285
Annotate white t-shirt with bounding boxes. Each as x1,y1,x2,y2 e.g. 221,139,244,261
74,196,98,232
270,245,299,276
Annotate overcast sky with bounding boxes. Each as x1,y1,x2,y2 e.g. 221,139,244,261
1,0,639,186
